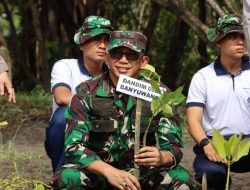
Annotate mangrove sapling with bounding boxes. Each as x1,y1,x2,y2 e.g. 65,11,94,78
132,67,185,179
139,68,186,146
210,128,250,190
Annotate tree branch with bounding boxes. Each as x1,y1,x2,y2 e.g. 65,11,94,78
224,0,240,15
153,0,210,43
206,0,225,16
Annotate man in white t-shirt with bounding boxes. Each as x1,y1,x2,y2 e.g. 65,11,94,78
186,14,250,189
45,16,113,173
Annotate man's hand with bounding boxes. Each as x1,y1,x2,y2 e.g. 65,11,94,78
0,72,15,103
135,146,166,167
203,143,221,162
104,167,141,190
86,160,141,190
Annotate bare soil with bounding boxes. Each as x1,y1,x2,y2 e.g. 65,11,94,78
0,123,249,189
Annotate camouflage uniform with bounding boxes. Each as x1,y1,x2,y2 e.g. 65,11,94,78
74,15,113,45
51,31,197,190
207,14,243,42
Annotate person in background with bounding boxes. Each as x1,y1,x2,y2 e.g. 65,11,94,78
51,30,197,190
186,14,250,189
243,0,250,55
44,15,113,173
0,55,15,103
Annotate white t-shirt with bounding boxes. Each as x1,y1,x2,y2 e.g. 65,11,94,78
51,58,106,114
186,57,250,136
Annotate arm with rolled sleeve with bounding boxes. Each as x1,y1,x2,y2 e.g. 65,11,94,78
186,72,221,162
51,60,74,106
186,72,207,144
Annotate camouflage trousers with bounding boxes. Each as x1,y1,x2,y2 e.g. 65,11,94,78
51,163,199,190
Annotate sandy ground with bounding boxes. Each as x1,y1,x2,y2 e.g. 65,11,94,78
0,124,250,189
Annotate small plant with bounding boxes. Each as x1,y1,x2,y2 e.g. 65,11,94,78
133,66,185,178
210,128,250,190
139,66,186,146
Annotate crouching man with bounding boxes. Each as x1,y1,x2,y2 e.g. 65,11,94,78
51,30,197,190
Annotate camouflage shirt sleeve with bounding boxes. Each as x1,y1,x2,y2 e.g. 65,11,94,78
64,90,102,168
157,117,183,167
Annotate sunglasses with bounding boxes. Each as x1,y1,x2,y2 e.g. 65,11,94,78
109,50,141,61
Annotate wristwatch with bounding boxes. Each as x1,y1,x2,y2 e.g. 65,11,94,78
199,138,209,147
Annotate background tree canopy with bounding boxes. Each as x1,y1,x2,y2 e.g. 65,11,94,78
0,0,243,94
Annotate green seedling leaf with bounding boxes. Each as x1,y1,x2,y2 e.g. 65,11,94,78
211,128,227,163
151,80,161,94
0,121,8,126
151,98,162,116
162,104,173,117
168,86,186,106
161,91,171,103
144,64,156,72
227,134,242,159
139,69,160,82
223,135,237,158
34,184,45,190
224,141,231,161
233,138,250,162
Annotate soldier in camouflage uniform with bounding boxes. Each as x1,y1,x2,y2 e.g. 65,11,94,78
187,14,250,189
51,31,197,190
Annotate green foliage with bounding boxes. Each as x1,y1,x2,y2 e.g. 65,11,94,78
211,128,250,164
0,172,51,190
0,141,52,189
151,85,185,118
44,41,71,63
0,85,51,126
0,85,52,189
139,67,185,146
210,128,250,190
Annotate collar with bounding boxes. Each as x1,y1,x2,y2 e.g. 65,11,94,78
78,57,109,77
95,72,114,97
214,56,250,76
95,72,135,113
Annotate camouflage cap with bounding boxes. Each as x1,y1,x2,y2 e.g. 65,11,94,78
207,14,243,42
108,31,147,53
74,16,113,45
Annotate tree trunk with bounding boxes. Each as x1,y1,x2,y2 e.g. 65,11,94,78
144,1,161,55
198,0,208,68
162,18,189,90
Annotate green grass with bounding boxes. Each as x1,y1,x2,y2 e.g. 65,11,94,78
0,85,51,125
0,85,52,189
